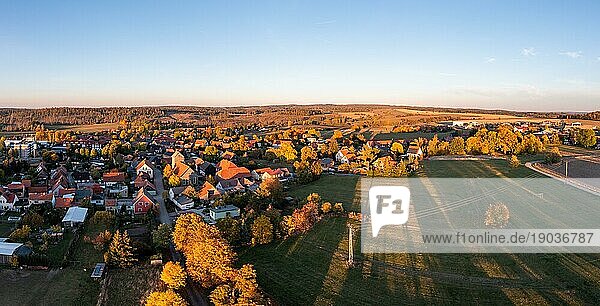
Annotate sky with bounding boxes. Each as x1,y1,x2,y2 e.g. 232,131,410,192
1,1,599,111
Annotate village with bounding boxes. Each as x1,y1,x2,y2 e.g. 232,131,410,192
0,115,598,304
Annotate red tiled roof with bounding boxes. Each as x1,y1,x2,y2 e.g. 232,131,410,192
29,193,53,201
29,186,48,193
54,197,74,208
217,167,251,181
103,172,125,182
217,159,237,170
58,188,76,197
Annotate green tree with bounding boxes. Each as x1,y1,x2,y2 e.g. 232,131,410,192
152,223,173,250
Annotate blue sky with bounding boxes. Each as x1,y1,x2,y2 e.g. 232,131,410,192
1,1,599,111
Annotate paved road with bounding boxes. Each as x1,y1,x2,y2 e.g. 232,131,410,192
153,170,172,225
153,167,208,306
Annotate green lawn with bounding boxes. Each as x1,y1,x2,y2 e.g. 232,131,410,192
0,222,15,236
240,216,600,305
240,159,600,305
420,159,544,178
288,175,359,211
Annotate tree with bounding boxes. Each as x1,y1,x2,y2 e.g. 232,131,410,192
427,135,440,156
91,211,115,228
204,145,218,157
391,142,404,156
300,146,317,162
22,213,44,229
161,261,187,289
508,155,520,168
333,202,344,213
321,202,332,214
359,144,380,172
287,194,321,235
146,290,187,306
152,224,173,250
521,134,544,154
85,230,112,251
216,216,241,245
163,164,173,178
256,178,283,202
545,147,562,164
104,230,137,268
576,128,597,148
448,137,466,155
168,175,181,187
485,203,510,228
278,143,297,162
209,264,262,306
173,213,235,287
9,225,31,242
251,215,273,245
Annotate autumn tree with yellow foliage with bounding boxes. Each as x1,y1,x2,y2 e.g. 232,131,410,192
172,213,264,305
161,261,187,289
146,289,187,306
173,213,235,287
104,230,137,268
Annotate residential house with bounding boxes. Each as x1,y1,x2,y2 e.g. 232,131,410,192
132,187,156,215
28,193,54,206
171,151,198,185
319,158,335,172
209,205,240,221
251,167,292,181
136,159,154,178
197,181,220,201
169,186,195,210
102,172,126,187
406,143,423,160
0,191,18,211
336,148,357,164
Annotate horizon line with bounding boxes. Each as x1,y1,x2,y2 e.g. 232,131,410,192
0,103,596,114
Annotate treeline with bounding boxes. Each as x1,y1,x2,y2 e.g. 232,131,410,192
427,125,552,156
0,107,165,131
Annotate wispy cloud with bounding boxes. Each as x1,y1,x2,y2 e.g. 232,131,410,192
314,20,337,25
486,57,496,63
559,51,582,58
438,72,457,77
522,47,536,57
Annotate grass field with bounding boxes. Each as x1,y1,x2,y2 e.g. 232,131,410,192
240,160,600,305
373,131,453,141
288,174,359,211
0,222,15,236
102,266,164,305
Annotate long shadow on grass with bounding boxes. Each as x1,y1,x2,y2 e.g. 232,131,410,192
238,217,345,305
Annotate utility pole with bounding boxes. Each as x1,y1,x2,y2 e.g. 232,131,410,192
347,223,354,267
565,160,569,183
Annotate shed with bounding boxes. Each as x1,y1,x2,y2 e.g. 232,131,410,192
0,241,32,265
